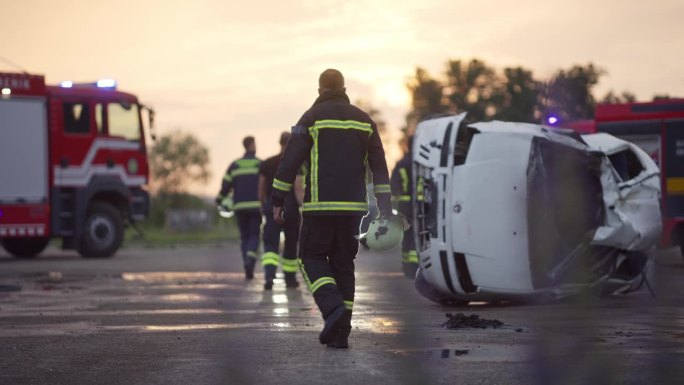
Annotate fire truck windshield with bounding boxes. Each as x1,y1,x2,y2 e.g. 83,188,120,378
108,102,141,141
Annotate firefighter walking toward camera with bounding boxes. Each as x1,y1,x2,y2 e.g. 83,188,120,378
216,136,262,280
391,136,419,278
271,69,393,348
258,132,303,290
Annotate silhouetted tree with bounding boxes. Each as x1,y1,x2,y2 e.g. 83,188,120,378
653,94,672,101
149,131,210,196
407,67,447,123
542,64,604,120
601,90,636,104
445,59,502,121
496,66,541,122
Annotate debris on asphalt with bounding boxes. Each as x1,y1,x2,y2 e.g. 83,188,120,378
442,313,504,329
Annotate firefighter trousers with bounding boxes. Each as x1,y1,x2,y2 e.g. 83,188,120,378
261,202,301,280
398,202,418,278
235,210,261,268
298,215,361,320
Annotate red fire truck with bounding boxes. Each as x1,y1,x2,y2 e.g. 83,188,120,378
0,72,152,258
560,99,684,258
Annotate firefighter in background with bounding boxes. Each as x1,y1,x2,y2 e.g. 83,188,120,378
216,136,262,280
271,69,393,348
391,136,419,279
258,132,303,290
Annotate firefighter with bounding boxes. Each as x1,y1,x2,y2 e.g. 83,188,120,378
271,69,392,348
391,136,419,279
258,132,303,290
216,136,262,280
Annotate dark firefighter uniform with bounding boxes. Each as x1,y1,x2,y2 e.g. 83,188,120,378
391,152,420,278
259,153,301,288
217,152,261,279
271,89,392,346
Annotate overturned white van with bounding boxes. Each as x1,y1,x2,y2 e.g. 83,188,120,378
412,114,662,304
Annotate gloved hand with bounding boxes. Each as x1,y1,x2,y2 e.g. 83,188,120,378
273,206,285,224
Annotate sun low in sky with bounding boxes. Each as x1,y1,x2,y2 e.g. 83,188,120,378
2,0,682,195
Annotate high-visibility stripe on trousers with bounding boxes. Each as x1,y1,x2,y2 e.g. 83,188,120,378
298,215,361,318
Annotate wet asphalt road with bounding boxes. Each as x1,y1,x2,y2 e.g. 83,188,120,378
0,244,683,385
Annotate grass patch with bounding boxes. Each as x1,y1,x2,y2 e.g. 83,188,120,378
124,220,240,248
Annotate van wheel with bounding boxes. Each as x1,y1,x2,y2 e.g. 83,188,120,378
1,238,50,258
78,202,124,258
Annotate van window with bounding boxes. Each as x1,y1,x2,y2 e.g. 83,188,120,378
607,149,644,182
63,102,90,134
95,103,104,134
108,102,140,141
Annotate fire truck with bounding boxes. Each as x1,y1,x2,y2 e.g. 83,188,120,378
560,99,684,258
0,72,152,258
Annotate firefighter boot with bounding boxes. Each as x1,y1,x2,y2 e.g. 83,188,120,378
403,262,419,279
327,310,352,349
264,265,276,290
245,257,256,280
284,272,300,289
319,305,346,345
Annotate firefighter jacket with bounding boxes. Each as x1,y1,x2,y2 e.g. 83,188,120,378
271,90,392,216
390,152,424,205
391,153,413,204
217,151,261,212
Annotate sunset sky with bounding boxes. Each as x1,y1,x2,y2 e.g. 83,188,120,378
2,0,683,195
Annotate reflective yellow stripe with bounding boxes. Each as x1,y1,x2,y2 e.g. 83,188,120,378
343,300,354,310
398,195,411,202
312,120,372,134
402,250,419,263
298,259,312,288
310,277,336,294
302,201,368,212
230,167,259,177
374,184,391,194
667,178,684,194
399,168,408,194
261,251,280,267
246,250,258,259
233,201,261,210
236,159,260,167
309,127,320,202
416,176,425,201
223,173,232,182
281,258,299,273
273,178,293,192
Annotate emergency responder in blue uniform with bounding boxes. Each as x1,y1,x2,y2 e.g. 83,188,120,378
391,136,419,279
271,69,392,348
258,132,302,290
216,136,262,280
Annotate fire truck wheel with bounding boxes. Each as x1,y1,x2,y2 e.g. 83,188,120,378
78,202,124,258
1,238,50,259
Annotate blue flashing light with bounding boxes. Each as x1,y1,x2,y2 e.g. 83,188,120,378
60,81,73,88
547,116,558,125
97,79,117,89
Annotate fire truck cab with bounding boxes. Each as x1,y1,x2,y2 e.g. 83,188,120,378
0,72,152,258
561,99,684,258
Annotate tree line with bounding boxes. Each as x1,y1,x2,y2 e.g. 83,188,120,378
403,58,673,135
